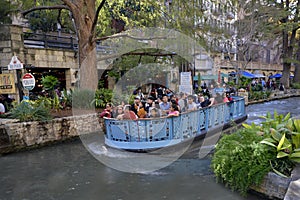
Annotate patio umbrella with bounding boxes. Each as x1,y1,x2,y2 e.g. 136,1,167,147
240,71,256,78
269,73,282,78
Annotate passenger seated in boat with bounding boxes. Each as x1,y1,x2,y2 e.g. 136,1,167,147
117,105,138,120
198,95,211,108
178,92,188,112
148,107,161,118
223,93,230,103
187,95,197,111
159,94,171,116
99,103,113,118
214,93,223,104
145,96,156,117
137,101,147,118
168,103,180,117
114,105,124,119
131,96,141,115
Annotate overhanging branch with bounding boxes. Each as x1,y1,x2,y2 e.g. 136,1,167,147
95,33,173,43
21,5,69,16
90,0,106,42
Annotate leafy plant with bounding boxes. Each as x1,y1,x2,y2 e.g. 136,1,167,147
9,101,52,122
42,75,59,98
72,89,95,109
248,91,271,101
212,111,297,195
61,89,72,109
92,88,113,108
260,113,300,169
211,127,274,195
291,82,300,89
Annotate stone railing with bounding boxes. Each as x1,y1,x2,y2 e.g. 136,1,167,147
0,113,102,154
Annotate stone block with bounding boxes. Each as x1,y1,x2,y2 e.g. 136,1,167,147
0,41,11,48
251,172,292,199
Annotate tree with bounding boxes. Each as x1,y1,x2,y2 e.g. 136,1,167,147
275,0,300,88
20,0,162,90
0,0,15,24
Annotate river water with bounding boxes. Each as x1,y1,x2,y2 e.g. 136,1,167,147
1,97,299,200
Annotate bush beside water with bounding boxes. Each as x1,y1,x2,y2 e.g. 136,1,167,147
211,111,299,196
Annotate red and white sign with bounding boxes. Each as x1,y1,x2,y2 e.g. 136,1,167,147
8,56,23,70
22,73,35,90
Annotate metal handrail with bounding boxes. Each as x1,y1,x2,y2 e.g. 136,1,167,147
104,96,245,143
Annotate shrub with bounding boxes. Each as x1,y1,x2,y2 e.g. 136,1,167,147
9,101,52,122
72,89,95,109
212,111,295,195
92,88,113,108
291,82,300,89
211,127,274,195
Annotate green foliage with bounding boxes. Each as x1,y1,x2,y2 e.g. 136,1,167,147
41,75,59,92
212,111,297,195
9,101,52,122
22,0,74,33
92,88,113,108
71,89,95,109
34,96,53,109
248,91,271,101
0,0,14,24
238,76,252,89
291,83,300,89
261,112,300,165
61,89,72,109
34,93,65,111
211,128,273,195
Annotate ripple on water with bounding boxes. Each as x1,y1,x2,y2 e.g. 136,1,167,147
87,142,133,158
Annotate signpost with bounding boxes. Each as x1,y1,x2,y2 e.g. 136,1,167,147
8,56,23,70
22,73,35,91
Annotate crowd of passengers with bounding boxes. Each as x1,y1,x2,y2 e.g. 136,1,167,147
99,83,236,120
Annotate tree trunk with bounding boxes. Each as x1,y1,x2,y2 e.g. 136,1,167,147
64,0,98,90
294,39,300,83
281,28,291,88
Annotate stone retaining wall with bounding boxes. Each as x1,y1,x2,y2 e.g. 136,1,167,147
0,114,101,154
251,172,292,199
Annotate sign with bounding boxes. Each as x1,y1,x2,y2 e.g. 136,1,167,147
8,56,23,70
22,73,35,90
0,74,16,94
180,72,192,85
179,72,192,94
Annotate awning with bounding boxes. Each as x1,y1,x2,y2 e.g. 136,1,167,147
193,75,218,81
253,74,266,78
269,73,294,79
240,71,256,78
228,71,256,78
269,73,281,78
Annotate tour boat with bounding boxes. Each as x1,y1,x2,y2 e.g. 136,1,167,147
103,96,247,151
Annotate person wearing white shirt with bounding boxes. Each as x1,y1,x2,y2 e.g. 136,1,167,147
0,102,5,114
